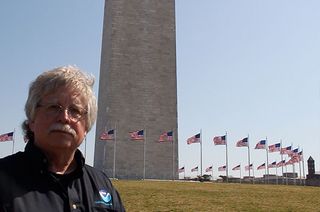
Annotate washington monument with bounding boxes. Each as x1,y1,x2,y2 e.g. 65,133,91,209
94,0,178,180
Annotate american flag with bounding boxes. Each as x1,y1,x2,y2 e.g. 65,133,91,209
236,137,248,147
232,165,241,171
286,155,301,165
100,129,115,140
280,146,292,155
288,148,299,157
187,133,201,145
245,164,253,171
218,165,226,171
191,166,198,172
178,167,185,173
159,131,173,142
285,159,295,166
276,160,286,167
205,166,213,172
268,161,277,168
257,163,266,170
0,132,14,142
129,130,144,141
213,135,226,145
255,140,266,149
268,143,281,152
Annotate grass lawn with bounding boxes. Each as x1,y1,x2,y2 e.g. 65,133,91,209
112,180,320,212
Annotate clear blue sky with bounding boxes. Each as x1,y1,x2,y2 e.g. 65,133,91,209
1,0,320,179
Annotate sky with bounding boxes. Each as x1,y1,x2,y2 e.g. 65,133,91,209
1,0,320,179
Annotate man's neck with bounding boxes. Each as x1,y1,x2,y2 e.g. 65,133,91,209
46,151,77,174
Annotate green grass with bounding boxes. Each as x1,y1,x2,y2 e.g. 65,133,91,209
112,180,320,212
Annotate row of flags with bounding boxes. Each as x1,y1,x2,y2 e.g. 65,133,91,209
99,129,173,142
185,132,304,176
188,133,301,156
179,155,303,174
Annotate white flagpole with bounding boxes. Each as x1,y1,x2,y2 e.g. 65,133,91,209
302,150,305,185
297,146,302,185
102,126,107,173
293,163,296,185
172,129,175,180
84,136,87,159
252,164,255,184
298,158,302,185
113,123,117,179
285,161,288,185
240,164,242,184
225,131,229,183
211,164,214,181
12,128,15,154
276,166,278,184
266,137,269,184
280,140,284,184
143,128,146,180
103,142,106,173
247,134,251,181
200,129,203,177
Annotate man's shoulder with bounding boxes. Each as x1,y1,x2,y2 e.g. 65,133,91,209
81,164,116,192
82,164,110,180
0,152,25,168
81,165,126,211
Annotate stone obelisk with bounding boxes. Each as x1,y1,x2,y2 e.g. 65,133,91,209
94,0,178,180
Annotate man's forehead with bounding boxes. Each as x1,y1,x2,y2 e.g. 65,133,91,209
42,88,86,105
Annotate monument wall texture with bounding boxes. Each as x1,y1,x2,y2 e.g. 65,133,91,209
94,0,178,180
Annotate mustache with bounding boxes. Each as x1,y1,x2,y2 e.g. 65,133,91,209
48,123,76,138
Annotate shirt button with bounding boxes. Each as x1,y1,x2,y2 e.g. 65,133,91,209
72,204,77,209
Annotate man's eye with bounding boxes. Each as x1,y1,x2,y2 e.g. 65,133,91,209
69,107,82,115
47,105,61,112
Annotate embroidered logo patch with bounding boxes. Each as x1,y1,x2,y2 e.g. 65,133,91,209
95,189,113,206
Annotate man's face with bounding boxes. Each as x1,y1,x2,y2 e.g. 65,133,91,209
29,86,87,154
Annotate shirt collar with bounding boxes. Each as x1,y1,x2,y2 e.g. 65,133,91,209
24,141,85,174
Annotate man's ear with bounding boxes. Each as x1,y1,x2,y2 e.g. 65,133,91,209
29,121,35,131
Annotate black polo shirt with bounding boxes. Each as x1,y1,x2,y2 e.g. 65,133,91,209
0,142,125,212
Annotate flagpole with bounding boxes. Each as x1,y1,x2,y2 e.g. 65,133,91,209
252,164,255,184
247,134,251,181
266,137,269,184
285,161,288,185
276,166,278,185
113,124,117,179
143,128,146,180
280,140,284,184
103,141,106,173
297,146,301,185
12,128,15,154
225,131,229,183
172,129,175,180
211,164,214,181
264,163,267,184
84,136,87,159
302,150,305,185
240,164,242,184
298,158,302,185
293,163,296,185
200,129,203,177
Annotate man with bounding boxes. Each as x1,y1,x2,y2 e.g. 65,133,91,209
0,66,125,212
